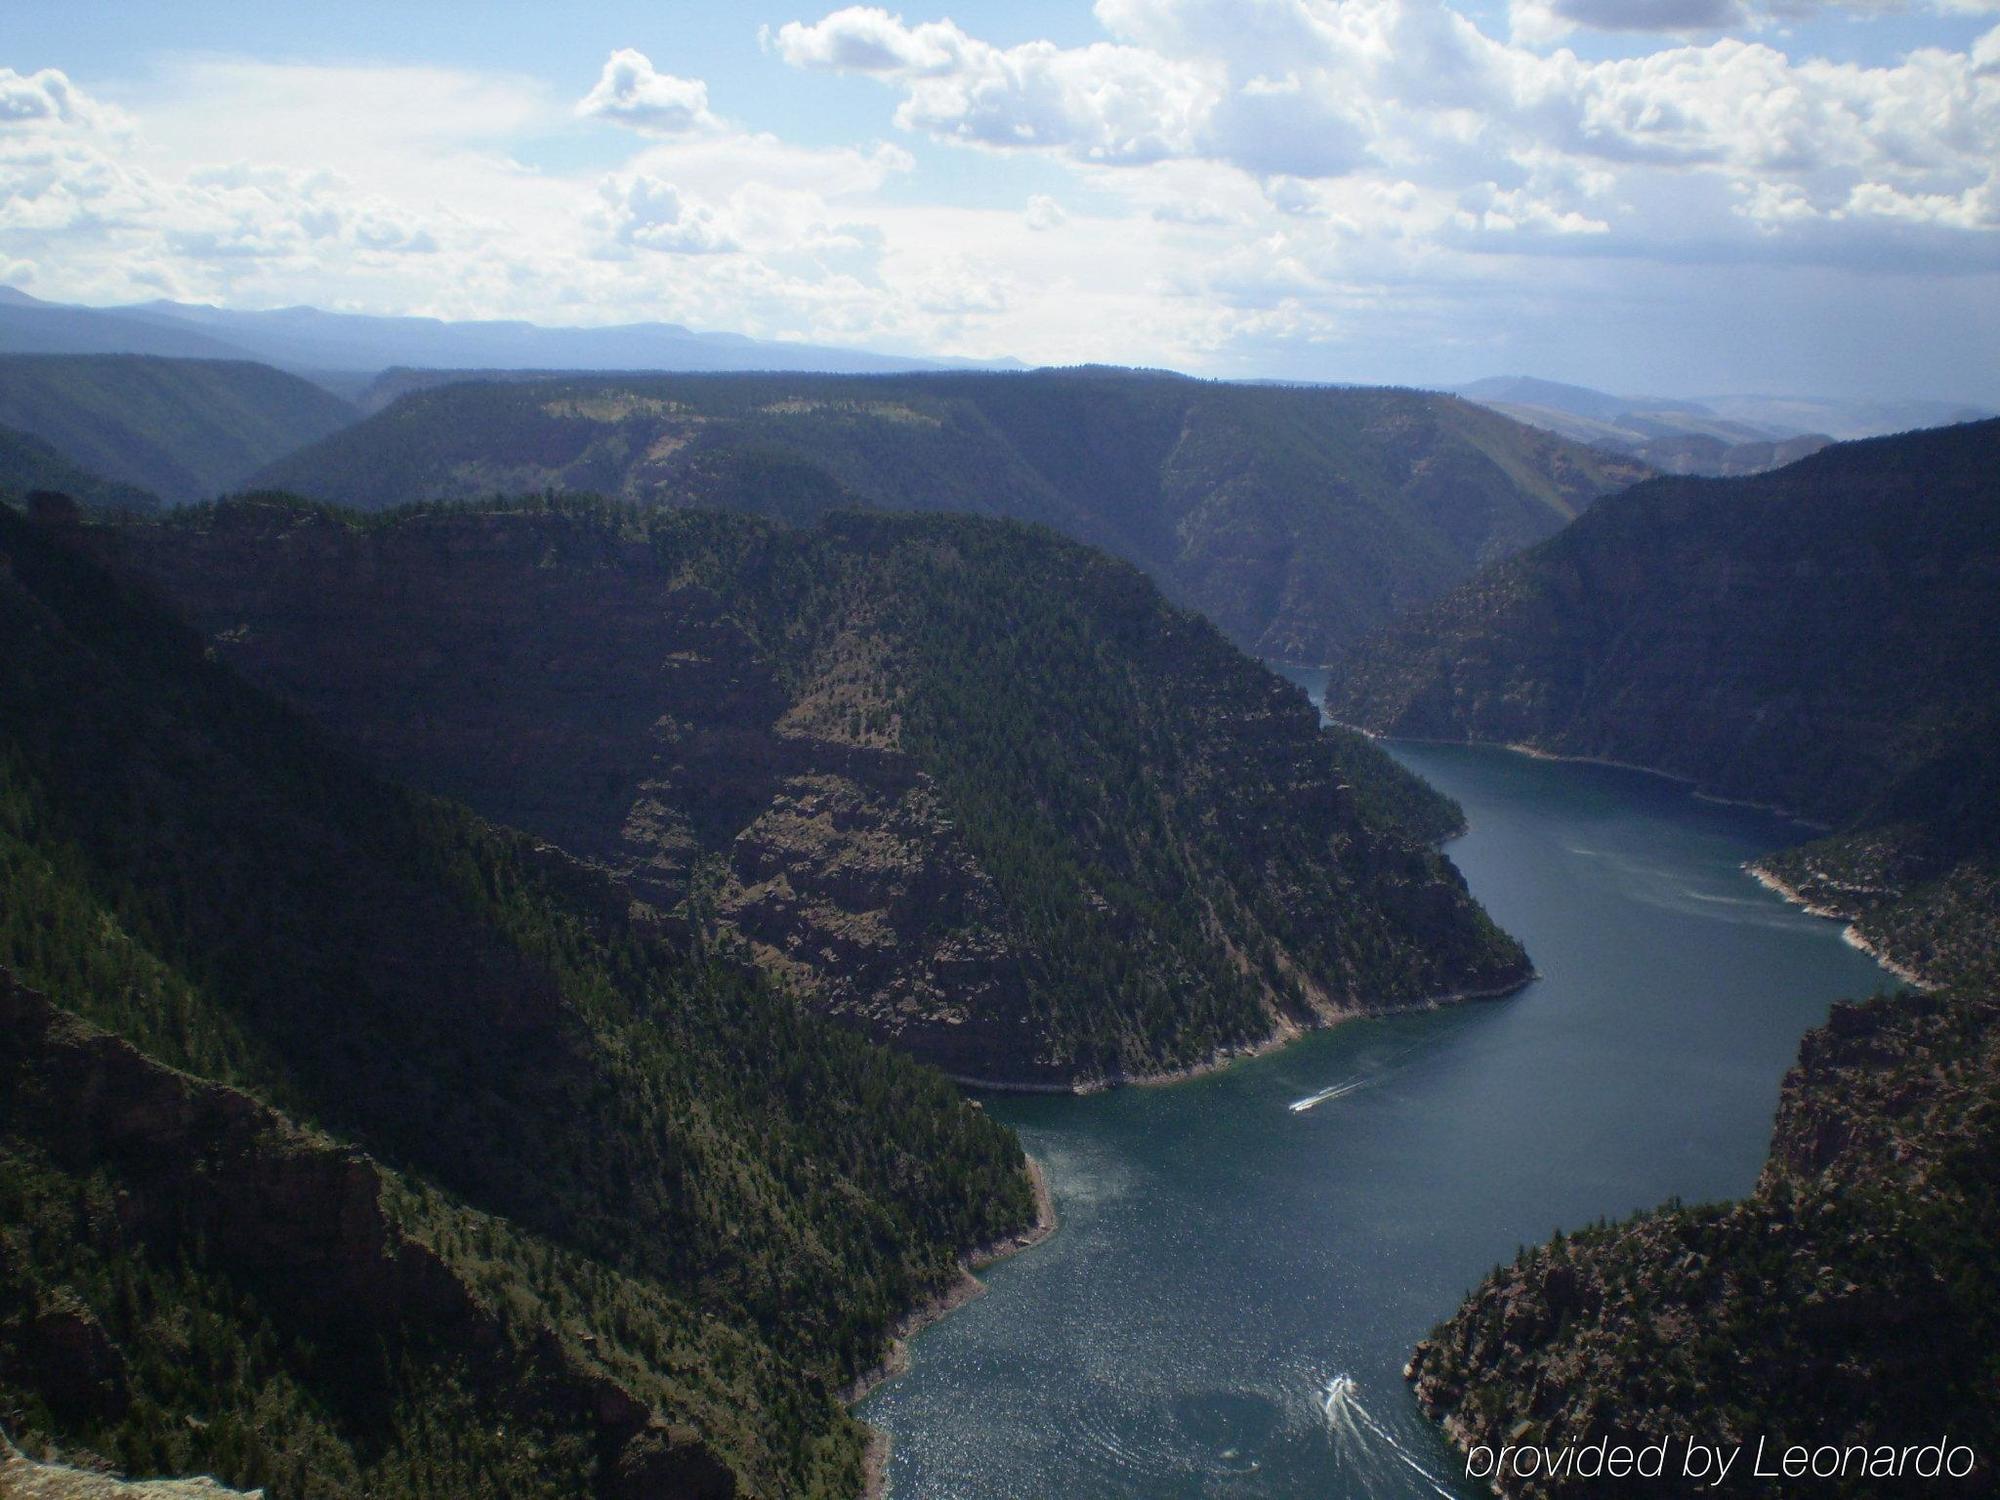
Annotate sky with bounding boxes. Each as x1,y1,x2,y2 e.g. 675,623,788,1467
3,0,1997,400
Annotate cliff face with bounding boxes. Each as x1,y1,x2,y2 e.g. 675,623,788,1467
245,369,1647,664
113,498,1528,1086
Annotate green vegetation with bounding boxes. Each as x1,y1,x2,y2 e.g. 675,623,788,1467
0,355,355,504
123,494,1526,1086
245,368,1646,661
0,499,1036,1496
1386,419,2000,1494
0,423,158,515
1410,977,2000,1499
758,509,1523,1075
1327,418,2000,831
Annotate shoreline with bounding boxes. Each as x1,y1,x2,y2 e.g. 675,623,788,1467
855,961,1515,1488
1323,723,1834,833
945,971,1537,1097
852,1154,1059,1497
1497,743,1832,829
1743,862,1934,990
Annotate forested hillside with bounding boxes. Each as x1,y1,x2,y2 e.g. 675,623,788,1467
1407,878,2000,1499
1359,420,2000,1494
0,424,157,515
0,499,1037,1497
1326,420,2000,833
0,355,355,504
113,495,1528,1087
246,369,1645,661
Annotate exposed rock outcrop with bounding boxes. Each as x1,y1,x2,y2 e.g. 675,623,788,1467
112,499,1529,1086
1,1435,260,1499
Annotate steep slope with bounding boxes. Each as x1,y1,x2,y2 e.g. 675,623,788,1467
0,356,355,504
1406,901,2000,1499
0,500,1037,1497
0,424,157,514
112,495,1528,1088
246,369,1647,662
1338,420,2000,1493
1326,419,2000,834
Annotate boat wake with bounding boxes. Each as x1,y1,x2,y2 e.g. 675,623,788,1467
1288,1077,1369,1113
1320,1375,1459,1498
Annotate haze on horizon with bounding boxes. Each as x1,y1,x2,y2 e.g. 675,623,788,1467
4,0,1997,404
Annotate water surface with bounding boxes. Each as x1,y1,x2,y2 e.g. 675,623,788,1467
862,730,1893,1498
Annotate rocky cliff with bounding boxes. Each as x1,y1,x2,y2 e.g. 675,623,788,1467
111,496,1530,1087
2,1434,259,1499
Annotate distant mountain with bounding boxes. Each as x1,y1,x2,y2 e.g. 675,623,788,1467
114,496,1529,1087
0,285,1015,385
1457,375,1837,476
0,354,356,504
1695,392,1997,442
1370,420,2000,1492
0,422,158,514
248,368,1647,662
1459,376,1998,479
1456,375,1675,425
0,287,263,362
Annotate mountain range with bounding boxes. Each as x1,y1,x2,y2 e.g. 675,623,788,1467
246,367,1647,662
0,286,1011,391
1458,374,1993,478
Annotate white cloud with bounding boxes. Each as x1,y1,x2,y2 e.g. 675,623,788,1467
772,8,1223,162
1025,193,1068,229
1,66,118,130
578,49,724,135
2,15,1995,401
774,1,2000,265
596,174,737,253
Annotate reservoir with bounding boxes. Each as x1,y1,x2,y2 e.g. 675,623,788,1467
861,730,1896,1498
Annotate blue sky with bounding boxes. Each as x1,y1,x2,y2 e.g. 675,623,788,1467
5,0,1997,399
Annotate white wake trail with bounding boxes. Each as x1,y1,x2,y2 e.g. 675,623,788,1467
1289,1077,1367,1113
1321,1375,1460,1499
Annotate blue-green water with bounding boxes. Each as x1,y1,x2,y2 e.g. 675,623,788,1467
861,735,1897,1498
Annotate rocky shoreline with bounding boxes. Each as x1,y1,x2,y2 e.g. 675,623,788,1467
852,1155,1059,1498
951,971,1538,1096
1743,862,1934,990
0,1436,260,1499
